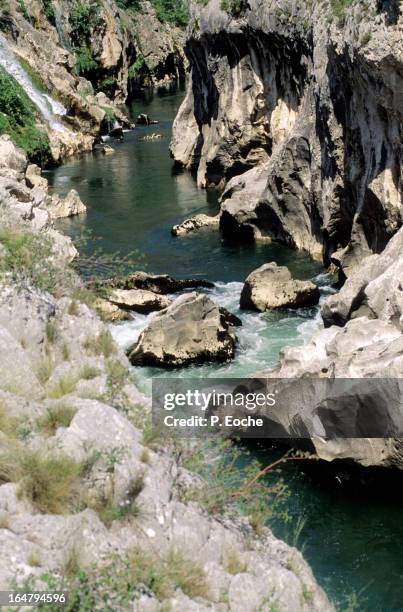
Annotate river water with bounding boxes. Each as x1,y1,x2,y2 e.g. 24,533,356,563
48,86,403,611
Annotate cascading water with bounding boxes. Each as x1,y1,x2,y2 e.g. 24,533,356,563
0,33,67,132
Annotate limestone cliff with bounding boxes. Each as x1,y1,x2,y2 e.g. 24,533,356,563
171,0,403,275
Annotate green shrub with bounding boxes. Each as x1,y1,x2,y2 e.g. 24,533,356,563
42,0,56,24
74,46,98,75
0,67,51,164
128,54,147,79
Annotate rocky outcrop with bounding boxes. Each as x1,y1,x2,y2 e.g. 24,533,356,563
240,263,320,311
108,288,172,313
321,227,403,327
171,213,220,236
99,270,214,294
46,189,87,219
128,292,241,367
256,225,403,469
171,0,403,274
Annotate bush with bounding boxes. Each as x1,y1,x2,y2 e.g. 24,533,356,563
74,46,98,75
0,67,51,164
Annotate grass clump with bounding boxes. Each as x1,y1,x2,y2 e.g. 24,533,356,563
224,549,247,575
79,365,100,380
47,374,77,399
0,400,19,436
0,67,51,164
84,329,116,358
36,404,76,436
92,472,144,526
0,448,82,513
36,355,54,385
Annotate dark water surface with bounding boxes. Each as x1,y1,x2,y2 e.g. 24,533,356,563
47,86,403,612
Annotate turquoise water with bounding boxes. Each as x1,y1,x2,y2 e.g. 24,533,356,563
47,86,403,612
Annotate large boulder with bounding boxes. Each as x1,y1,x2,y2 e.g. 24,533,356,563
108,289,171,314
128,292,241,367
240,263,320,311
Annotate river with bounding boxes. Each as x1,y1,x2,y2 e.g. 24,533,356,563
48,85,403,612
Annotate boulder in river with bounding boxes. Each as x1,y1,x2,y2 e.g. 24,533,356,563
128,292,241,367
108,288,171,314
136,113,159,126
46,189,87,219
108,124,124,139
171,213,220,236
240,263,320,311
98,271,214,294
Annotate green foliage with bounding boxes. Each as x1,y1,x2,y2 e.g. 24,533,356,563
221,0,243,14
0,226,73,293
150,0,189,27
47,374,78,399
115,0,141,10
74,46,98,75
42,0,56,25
329,0,354,24
128,54,147,79
70,1,102,74
0,67,51,164
17,0,30,21
69,1,102,45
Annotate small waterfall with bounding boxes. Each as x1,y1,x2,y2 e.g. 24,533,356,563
0,33,67,133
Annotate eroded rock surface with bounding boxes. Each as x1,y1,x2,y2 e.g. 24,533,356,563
129,292,241,367
171,0,403,274
109,288,172,313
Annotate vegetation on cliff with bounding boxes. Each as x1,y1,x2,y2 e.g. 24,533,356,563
0,67,50,164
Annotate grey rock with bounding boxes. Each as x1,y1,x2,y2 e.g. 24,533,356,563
240,263,320,311
99,271,214,294
108,288,172,313
171,213,220,236
129,292,240,367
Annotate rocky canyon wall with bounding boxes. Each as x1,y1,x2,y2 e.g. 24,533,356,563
171,0,403,274
0,0,186,161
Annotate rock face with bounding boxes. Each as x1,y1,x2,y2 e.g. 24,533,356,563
257,225,403,469
108,288,171,313
129,292,241,367
171,213,220,236
240,263,320,311
171,0,403,274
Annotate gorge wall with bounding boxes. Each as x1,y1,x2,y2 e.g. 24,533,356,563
171,0,403,276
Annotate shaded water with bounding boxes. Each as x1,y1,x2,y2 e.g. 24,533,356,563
48,86,403,611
